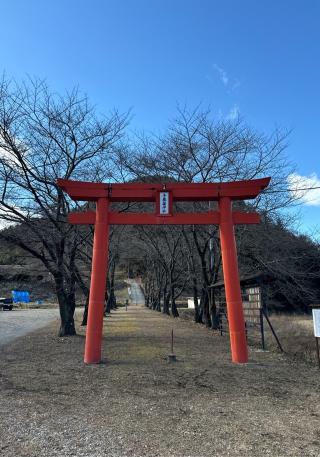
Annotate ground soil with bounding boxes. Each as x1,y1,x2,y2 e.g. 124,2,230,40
1,305,320,457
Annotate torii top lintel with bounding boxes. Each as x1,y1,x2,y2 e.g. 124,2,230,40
57,177,270,202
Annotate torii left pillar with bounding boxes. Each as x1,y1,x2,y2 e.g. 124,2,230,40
84,197,109,364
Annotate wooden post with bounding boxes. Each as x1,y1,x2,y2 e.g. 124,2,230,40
84,198,109,364
219,197,248,364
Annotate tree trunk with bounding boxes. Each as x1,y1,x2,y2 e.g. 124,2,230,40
163,292,170,315
55,274,76,336
105,262,117,313
209,288,220,329
81,293,89,326
152,290,159,310
145,281,150,307
104,284,110,314
156,288,162,312
171,285,179,317
106,289,116,312
200,287,211,328
193,277,201,323
149,280,155,309
149,287,155,309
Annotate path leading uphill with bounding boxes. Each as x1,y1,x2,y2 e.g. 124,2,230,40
129,281,145,305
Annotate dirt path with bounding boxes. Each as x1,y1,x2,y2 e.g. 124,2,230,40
0,304,320,457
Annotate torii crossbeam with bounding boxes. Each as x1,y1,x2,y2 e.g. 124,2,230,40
57,177,270,365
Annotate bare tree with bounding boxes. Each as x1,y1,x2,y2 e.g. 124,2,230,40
0,77,128,335
134,224,188,317
117,106,299,322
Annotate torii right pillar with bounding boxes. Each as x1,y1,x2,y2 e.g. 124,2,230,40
219,196,248,363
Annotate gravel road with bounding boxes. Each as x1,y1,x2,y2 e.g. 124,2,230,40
129,281,145,305
0,308,59,345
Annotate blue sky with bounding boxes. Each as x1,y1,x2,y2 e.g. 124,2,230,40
0,0,319,237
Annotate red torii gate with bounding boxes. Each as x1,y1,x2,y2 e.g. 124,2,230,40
57,177,270,365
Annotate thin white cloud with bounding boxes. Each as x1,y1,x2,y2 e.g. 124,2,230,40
226,104,240,120
0,210,13,229
288,173,320,206
213,64,229,86
212,64,240,92
0,147,25,228
0,144,21,167
0,145,10,160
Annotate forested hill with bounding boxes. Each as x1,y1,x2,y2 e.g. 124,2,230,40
0,237,55,300
236,218,320,312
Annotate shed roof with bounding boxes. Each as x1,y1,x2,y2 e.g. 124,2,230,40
210,272,275,289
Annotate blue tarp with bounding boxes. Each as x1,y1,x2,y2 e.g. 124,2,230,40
12,290,30,303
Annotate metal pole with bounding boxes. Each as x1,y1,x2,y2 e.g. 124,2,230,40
260,308,265,350
84,197,109,364
316,337,320,369
262,308,284,352
219,197,248,363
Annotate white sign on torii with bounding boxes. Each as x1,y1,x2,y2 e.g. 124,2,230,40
159,192,170,215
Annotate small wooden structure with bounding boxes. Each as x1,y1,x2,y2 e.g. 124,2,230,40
211,273,283,351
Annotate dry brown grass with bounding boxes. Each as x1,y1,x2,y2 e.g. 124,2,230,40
179,309,318,365
259,313,317,364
